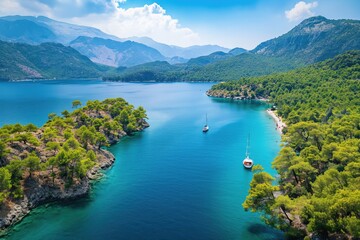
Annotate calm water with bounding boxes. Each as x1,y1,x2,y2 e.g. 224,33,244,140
0,80,283,240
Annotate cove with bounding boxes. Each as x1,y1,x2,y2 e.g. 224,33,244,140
0,80,283,239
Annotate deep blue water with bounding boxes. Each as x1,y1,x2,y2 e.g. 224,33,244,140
0,80,283,239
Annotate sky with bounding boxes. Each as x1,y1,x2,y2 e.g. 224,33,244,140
0,0,359,49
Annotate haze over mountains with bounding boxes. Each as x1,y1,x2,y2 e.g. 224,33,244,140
0,15,228,67
0,15,359,81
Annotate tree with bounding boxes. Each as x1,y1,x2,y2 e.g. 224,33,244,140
14,132,40,146
0,167,12,203
24,153,41,178
46,141,61,154
5,159,24,198
42,127,58,142
61,110,70,118
95,133,108,149
48,113,57,120
72,100,82,109
24,124,38,132
243,165,280,227
0,141,9,158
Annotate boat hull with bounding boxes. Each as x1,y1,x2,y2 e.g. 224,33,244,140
202,125,209,132
243,158,253,169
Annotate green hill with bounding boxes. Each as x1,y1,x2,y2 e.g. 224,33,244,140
105,52,303,82
0,40,107,80
208,51,360,239
184,53,302,81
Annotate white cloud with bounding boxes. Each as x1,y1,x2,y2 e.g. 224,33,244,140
71,3,201,47
285,1,318,22
0,0,201,47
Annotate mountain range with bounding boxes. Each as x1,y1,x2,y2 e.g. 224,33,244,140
0,15,359,81
70,37,166,67
0,15,228,67
125,36,230,59
107,16,360,82
252,16,360,63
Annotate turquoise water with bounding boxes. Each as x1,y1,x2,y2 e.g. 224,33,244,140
0,80,283,239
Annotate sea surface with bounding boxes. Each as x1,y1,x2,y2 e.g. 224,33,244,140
0,80,283,239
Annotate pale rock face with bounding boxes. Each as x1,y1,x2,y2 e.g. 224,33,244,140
302,22,335,34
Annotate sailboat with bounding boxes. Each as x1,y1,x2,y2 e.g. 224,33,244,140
243,135,253,169
202,114,209,132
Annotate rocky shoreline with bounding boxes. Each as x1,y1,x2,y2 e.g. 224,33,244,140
206,90,268,101
0,148,115,232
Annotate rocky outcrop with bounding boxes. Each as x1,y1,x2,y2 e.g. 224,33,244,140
0,148,115,230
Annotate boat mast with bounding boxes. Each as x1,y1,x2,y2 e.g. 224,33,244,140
246,134,250,158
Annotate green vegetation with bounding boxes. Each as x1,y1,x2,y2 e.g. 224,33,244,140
208,51,360,239
0,40,111,80
104,53,303,82
0,98,148,205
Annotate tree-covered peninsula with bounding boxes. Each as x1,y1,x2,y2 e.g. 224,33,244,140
0,98,149,230
207,51,360,239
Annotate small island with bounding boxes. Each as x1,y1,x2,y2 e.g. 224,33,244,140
0,98,149,230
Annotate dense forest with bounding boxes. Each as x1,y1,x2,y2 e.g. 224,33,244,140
104,53,303,82
208,51,360,239
0,40,111,80
0,98,148,228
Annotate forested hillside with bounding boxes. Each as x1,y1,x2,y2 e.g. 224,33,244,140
0,40,108,80
104,53,302,82
253,16,360,63
207,51,360,239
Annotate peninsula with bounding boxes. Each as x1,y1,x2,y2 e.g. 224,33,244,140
0,98,149,231
207,51,360,239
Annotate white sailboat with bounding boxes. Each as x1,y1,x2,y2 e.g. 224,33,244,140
202,114,209,132
243,135,253,169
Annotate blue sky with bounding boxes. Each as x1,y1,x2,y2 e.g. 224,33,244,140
0,0,359,48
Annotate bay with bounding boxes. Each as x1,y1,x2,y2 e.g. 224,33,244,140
0,80,283,239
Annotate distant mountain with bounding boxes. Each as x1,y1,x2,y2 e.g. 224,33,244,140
0,15,120,44
0,16,233,65
229,48,247,56
126,36,230,59
186,51,231,66
186,47,248,67
70,37,166,67
0,40,106,80
0,19,56,44
252,16,360,63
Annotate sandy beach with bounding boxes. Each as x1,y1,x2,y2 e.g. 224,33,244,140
266,109,286,134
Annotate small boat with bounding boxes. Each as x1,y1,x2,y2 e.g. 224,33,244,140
203,114,209,132
243,135,253,169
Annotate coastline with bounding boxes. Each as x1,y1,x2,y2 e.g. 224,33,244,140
266,109,286,134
